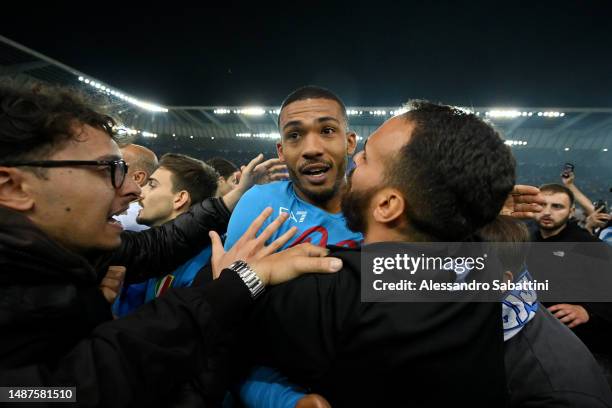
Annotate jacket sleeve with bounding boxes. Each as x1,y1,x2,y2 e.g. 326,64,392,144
99,197,231,283
0,270,252,408
243,265,354,387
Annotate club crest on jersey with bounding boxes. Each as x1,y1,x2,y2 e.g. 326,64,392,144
155,274,175,298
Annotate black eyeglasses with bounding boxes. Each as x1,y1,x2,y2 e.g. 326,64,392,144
0,159,129,189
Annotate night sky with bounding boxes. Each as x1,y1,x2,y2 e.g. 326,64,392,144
2,1,611,107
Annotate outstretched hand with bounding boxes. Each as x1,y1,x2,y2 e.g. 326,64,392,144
209,207,343,286
500,185,546,219
237,154,288,192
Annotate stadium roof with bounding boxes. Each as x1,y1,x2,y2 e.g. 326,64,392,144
1,35,611,151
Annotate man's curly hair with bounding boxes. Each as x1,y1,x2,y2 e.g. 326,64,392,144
0,80,117,162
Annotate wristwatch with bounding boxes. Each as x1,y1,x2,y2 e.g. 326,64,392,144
228,260,265,299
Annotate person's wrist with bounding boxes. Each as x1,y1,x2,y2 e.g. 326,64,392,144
227,260,266,298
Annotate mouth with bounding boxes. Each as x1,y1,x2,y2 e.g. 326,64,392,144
299,162,332,185
107,207,129,228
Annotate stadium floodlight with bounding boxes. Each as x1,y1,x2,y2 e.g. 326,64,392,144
564,147,570,151
141,131,157,138
603,148,608,152
214,108,231,114
77,76,168,113
190,135,194,139
236,107,266,116
486,110,522,119
236,133,252,138
347,109,361,116
114,126,139,136
253,132,280,139
504,139,527,146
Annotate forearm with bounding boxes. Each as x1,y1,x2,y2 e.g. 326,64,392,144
567,184,595,215
222,185,248,212
105,197,231,282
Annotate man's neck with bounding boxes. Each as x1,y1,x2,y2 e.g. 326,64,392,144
539,222,568,239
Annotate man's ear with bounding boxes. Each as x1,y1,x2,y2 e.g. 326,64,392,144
372,188,405,226
346,131,357,155
0,167,35,211
570,205,576,218
173,190,191,211
503,271,514,283
132,171,147,187
276,142,285,162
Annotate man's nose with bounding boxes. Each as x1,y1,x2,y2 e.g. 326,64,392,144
120,176,141,200
301,133,324,158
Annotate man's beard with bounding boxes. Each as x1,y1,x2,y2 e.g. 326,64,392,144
289,157,347,206
537,214,570,231
341,183,379,234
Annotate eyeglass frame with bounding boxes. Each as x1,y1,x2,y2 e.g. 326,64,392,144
0,159,129,189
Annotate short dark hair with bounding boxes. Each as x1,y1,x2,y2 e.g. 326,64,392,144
476,215,530,275
159,153,218,205
0,80,116,162
279,85,348,129
387,101,516,241
206,157,239,179
539,183,575,207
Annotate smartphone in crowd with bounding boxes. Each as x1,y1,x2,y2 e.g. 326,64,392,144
561,163,575,179
593,199,608,214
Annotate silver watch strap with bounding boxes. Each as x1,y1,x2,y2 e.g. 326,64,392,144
228,260,265,299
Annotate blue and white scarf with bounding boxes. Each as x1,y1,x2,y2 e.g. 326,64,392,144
501,269,538,342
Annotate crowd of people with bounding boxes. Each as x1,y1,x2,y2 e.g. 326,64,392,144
0,81,611,407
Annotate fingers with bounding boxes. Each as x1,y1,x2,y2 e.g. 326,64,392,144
568,319,585,329
255,210,288,244
261,226,298,256
511,184,541,197
513,203,544,214
291,256,344,275
559,313,576,324
105,265,126,280
242,207,274,240
209,230,225,257
269,172,290,181
243,154,265,174
288,242,331,257
547,304,567,313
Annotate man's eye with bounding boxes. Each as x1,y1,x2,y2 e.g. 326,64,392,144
285,132,300,140
322,127,335,134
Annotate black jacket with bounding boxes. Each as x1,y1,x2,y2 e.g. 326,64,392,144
0,199,250,407
530,222,612,356
506,307,612,407
243,247,507,407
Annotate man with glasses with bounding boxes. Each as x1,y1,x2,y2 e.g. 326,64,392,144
0,82,341,407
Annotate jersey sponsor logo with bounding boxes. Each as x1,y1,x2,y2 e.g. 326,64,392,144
279,207,307,223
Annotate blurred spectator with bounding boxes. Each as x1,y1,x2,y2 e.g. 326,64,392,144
113,153,219,317
116,143,158,232
207,156,241,196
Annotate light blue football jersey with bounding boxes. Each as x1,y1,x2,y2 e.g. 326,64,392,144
224,180,362,251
